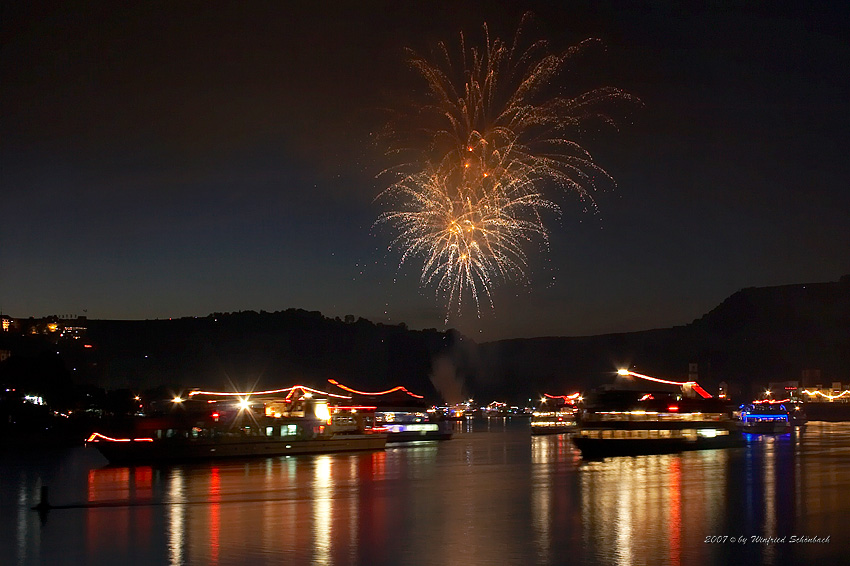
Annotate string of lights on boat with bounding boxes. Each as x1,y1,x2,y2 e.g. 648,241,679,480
86,432,153,443
542,392,582,403
617,368,713,399
186,385,352,401
802,389,850,400
327,379,424,399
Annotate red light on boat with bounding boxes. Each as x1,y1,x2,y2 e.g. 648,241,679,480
667,405,679,412
211,412,219,419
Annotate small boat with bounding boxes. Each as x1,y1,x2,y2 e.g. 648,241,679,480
531,407,577,435
88,392,387,464
326,379,452,441
787,402,808,426
738,401,793,434
571,388,743,458
376,410,453,442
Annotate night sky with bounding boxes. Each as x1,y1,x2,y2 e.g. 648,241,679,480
2,1,849,341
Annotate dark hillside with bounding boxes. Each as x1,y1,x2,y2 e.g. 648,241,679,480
3,277,848,404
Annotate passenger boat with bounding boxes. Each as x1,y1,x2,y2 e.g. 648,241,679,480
531,393,580,435
738,401,793,434
572,386,743,458
531,407,577,435
788,402,808,426
87,387,387,464
375,410,453,442
326,379,453,442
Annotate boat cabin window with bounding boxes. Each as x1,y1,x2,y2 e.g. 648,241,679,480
266,426,274,437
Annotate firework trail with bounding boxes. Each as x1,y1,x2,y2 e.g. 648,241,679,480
376,13,638,319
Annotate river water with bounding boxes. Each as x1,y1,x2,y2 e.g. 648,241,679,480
2,419,849,566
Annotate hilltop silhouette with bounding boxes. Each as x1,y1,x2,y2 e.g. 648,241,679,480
2,276,848,405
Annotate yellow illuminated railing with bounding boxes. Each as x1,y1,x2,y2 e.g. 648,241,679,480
802,389,850,401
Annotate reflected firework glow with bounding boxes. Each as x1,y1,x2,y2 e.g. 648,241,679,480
377,14,637,317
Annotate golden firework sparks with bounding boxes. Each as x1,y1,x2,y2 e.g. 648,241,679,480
377,13,638,319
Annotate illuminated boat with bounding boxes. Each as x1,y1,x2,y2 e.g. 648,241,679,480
87,387,387,464
531,408,577,435
788,402,808,426
738,401,793,434
375,411,453,442
572,389,743,457
327,379,453,442
531,394,580,435
571,370,743,457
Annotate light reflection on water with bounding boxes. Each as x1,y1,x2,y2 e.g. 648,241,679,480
2,422,850,565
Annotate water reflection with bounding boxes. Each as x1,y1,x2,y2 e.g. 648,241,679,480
579,450,729,566
209,466,220,566
168,468,185,566
312,456,332,566
6,423,850,565
17,480,36,565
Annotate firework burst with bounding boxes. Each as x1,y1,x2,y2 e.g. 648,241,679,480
376,13,638,319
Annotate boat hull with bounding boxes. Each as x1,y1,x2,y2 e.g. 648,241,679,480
378,414,454,442
93,434,387,464
531,425,575,435
385,430,453,442
571,432,744,458
739,422,791,434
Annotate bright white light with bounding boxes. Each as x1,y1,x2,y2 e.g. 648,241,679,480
238,399,251,411
617,369,630,376
314,401,331,422
172,396,183,404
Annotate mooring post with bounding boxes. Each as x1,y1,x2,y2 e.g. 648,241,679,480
34,485,50,511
